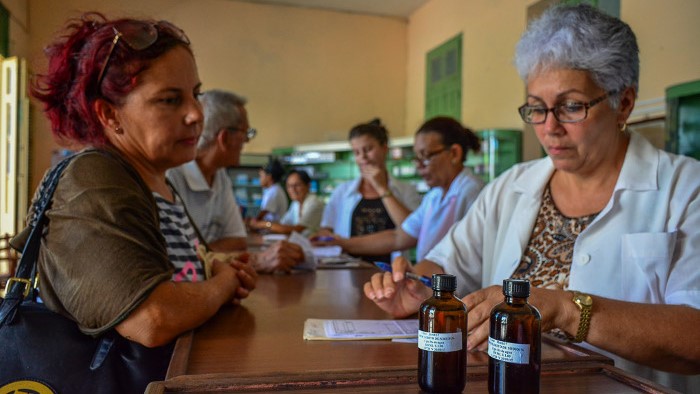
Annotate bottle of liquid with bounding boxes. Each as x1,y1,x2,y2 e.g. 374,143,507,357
418,274,467,393
488,279,541,394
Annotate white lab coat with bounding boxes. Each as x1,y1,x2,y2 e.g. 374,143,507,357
401,168,483,261
321,176,422,237
321,176,422,260
425,132,700,392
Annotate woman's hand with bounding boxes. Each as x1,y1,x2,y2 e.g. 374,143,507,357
230,259,257,303
309,232,343,247
248,218,266,231
360,164,389,194
309,228,335,246
363,257,432,318
308,228,333,240
253,240,304,273
209,258,242,305
462,286,569,351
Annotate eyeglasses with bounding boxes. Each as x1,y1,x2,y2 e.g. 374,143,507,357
518,91,618,124
412,147,448,167
225,127,257,140
96,20,190,90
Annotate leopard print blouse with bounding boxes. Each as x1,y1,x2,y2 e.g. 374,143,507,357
511,185,598,290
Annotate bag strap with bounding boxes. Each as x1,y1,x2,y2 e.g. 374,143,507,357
167,179,210,252
1,150,135,371
0,154,78,325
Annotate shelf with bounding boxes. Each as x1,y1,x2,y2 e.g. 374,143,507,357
272,129,522,196
233,184,262,188
228,165,267,219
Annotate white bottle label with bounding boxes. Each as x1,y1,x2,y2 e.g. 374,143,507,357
418,330,463,352
487,337,530,364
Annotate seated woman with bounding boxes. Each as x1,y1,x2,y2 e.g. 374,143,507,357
250,170,324,237
319,119,422,263
11,12,256,389
363,4,700,392
256,158,288,222
318,117,483,262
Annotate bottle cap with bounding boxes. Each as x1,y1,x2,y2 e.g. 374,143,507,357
502,279,530,298
432,274,456,292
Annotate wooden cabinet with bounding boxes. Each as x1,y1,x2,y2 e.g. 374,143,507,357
227,154,270,218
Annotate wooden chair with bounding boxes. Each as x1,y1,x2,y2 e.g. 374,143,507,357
0,233,20,297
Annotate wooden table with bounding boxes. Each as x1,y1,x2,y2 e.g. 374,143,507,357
146,268,678,393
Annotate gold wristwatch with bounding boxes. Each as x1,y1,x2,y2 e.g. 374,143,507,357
570,291,593,343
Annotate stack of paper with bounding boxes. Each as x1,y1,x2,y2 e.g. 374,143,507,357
311,243,368,267
312,245,343,258
262,234,287,243
303,319,419,341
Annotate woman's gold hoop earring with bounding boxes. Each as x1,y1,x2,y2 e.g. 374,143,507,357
619,123,628,133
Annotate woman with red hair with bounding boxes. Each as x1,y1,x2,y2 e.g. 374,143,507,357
11,12,256,389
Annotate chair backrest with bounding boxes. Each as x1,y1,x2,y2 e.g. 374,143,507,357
0,233,20,296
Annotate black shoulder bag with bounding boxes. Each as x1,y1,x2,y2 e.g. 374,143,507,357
0,155,173,394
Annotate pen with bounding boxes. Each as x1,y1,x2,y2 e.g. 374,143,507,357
314,236,335,242
373,262,433,287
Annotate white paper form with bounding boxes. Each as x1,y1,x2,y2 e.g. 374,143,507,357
303,318,418,340
287,231,318,270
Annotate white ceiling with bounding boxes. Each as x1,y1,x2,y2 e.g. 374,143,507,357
235,0,430,20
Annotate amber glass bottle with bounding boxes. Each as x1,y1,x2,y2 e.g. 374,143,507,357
488,279,541,394
418,274,467,394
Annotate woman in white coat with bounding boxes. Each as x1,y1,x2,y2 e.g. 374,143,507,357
318,117,483,263
362,4,700,392
319,119,422,263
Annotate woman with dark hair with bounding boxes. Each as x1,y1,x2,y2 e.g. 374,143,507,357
11,12,256,387
319,118,422,263
251,169,324,237
256,157,289,221
319,117,483,262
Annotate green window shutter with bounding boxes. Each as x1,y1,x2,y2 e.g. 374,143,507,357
425,33,462,121
0,4,8,57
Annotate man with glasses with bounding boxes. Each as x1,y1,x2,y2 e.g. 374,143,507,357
168,90,304,273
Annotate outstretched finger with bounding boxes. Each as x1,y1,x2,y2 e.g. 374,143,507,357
369,271,393,300
390,256,413,282
467,319,490,351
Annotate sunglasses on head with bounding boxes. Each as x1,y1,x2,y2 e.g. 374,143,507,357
96,20,190,90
